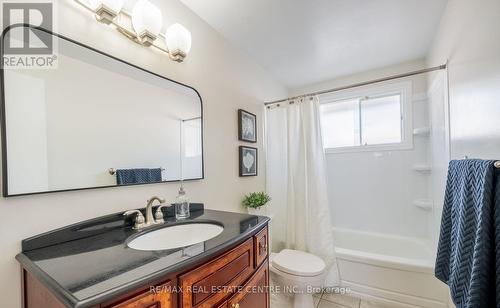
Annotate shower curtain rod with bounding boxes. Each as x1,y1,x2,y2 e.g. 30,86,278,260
264,64,447,106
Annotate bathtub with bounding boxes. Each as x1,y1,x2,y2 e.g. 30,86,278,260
333,228,450,308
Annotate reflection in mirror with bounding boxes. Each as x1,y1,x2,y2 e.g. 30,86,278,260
2,26,203,196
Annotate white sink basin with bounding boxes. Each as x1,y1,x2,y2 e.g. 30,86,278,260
127,223,224,251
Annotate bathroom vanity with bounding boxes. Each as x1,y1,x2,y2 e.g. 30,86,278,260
16,206,269,308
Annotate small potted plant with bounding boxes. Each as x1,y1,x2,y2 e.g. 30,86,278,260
242,192,271,215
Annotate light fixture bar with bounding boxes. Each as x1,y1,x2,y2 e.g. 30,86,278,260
73,0,190,62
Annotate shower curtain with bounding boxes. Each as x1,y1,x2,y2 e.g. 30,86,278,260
265,96,340,286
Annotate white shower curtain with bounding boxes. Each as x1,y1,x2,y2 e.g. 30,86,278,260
265,96,340,286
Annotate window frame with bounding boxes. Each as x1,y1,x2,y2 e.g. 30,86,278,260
319,81,413,154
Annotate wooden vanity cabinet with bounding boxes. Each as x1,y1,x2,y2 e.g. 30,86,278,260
22,225,269,308
178,226,269,308
179,238,255,307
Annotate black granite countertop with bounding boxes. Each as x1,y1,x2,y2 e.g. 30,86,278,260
16,206,269,308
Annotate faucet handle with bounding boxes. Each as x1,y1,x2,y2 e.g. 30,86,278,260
154,203,172,223
124,210,146,229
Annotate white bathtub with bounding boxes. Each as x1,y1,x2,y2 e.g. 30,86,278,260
333,228,450,308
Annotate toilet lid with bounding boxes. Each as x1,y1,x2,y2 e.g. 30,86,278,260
272,249,326,277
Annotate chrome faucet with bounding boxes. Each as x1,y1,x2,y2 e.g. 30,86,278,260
124,196,169,230
145,196,165,225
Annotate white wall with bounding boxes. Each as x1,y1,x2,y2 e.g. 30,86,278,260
427,0,500,160
0,1,287,307
290,60,435,238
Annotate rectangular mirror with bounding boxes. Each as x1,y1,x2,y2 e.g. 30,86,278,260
1,26,203,196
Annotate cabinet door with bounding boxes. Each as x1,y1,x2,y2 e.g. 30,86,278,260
108,282,173,308
227,261,269,308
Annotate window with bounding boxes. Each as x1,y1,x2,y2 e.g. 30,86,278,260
320,82,412,153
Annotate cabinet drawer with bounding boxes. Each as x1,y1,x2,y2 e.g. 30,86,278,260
179,238,254,307
254,227,268,268
107,281,173,308
227,261,269,308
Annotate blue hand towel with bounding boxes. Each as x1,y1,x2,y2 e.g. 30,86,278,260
435,159,500,308
116,168,162,185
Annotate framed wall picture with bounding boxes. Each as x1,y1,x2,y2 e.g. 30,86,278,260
238,109,257,143
239,146,258,177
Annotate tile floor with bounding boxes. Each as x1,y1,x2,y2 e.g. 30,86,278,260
316,292,395,308
269,272,394,308
271,290,395,308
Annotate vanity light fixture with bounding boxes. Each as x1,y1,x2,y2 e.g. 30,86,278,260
74,0,192,62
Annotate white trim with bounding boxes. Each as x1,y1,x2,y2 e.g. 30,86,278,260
412,93,429,103
320,81,413,154
324,142,412,154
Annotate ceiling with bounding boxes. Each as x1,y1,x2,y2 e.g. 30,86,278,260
179,0,448,89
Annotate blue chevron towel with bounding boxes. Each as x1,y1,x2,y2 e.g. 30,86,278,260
435,159,500,308
116,168,162,185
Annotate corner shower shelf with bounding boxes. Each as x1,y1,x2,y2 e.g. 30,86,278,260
413,199,433,211
412,164,432,173
413,127,430,137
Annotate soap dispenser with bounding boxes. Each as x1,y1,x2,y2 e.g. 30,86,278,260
175,184,190,220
